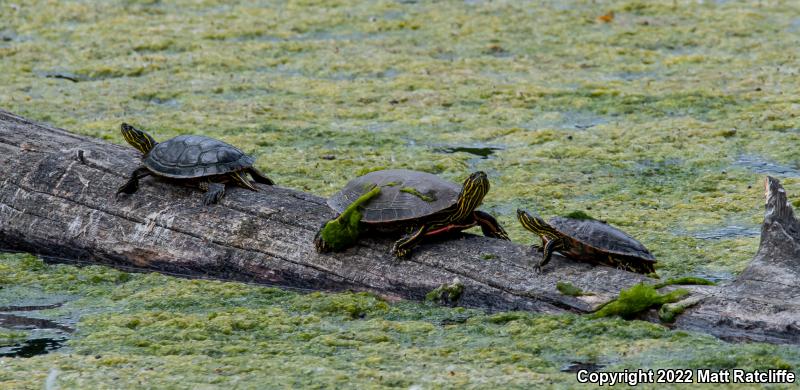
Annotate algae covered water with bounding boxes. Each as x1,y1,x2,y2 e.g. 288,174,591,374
1,0,800,387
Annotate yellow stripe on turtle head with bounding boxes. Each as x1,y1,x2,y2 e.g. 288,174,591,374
517,209,560,240
454,171,490,221
120,123,158,155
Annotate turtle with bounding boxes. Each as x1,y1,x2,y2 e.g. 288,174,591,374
314,169,510,258
516,209,656,274
116,123,274,205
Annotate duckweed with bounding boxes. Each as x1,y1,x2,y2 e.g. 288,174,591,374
1,254,798,388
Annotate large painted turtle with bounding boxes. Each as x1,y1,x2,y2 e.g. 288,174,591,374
116,123,274,204
516,209,656,274
315,169,510,257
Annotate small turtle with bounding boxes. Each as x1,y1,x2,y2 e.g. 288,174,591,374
116,123,274,204
516,209,656,274
315,169,510,257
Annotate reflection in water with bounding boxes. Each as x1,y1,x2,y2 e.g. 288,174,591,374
435,146,502,159
0,338,67,358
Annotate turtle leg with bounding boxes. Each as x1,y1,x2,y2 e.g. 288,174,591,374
116,166,151,196
391,225,429,259
537,237,566,273
248,167,274,186
474,210,510,240
200,181,226,205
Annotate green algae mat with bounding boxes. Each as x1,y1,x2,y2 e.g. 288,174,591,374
2,0,800,387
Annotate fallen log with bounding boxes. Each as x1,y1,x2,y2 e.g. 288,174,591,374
0,109,797,344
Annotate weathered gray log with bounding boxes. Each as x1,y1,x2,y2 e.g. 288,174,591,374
674,177,800,344
0,109,798,344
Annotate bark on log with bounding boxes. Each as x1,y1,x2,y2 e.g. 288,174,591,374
0,109,798,344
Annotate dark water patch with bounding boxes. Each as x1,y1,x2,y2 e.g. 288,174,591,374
0,29,17,42
561,361,606,373
0,337,67,358
0,313,75,333
435,146,503,159
0,303,63,312
733,155,800,177
41,72,82,83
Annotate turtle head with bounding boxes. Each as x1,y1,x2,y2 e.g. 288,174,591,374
454,171,490,220
120,123,157,155
517,209,559,239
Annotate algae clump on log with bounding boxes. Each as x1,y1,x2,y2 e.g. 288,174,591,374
591,283,689,320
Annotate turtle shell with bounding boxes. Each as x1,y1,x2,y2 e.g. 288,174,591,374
144,135,254,178
549,217,656,262
328,169,460,224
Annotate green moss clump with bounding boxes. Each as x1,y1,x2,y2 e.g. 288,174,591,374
556,281,593,297
658,296,702,323
591,283,689,320
400,187,435,202
320,186,380,251
563,210,595,220
653,277,716,289
425,278,464,305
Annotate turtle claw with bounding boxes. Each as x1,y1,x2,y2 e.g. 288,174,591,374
391,244,411,259
313,223,333,253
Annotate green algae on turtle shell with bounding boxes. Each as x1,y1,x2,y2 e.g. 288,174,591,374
562,210,596,220
399,186,436,202
320,185,380,251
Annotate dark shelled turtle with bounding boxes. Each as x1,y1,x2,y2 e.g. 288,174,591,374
116,123,274,204
315,169,510,257
517,209,656,274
